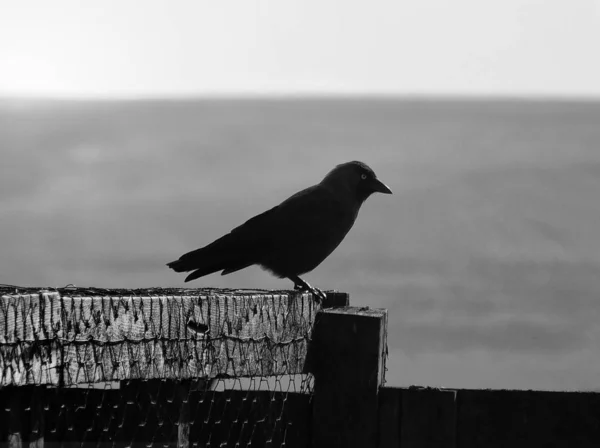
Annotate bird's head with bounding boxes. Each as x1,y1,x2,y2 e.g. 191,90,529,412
321,161,392,203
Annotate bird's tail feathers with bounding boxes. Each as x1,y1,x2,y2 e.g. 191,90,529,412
181,257,252,283
184,267,220,282
221,262,253,276
167,237,255,282
166,259,189,273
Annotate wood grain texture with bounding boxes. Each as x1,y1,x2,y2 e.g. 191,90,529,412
0,293,61,386
1,290,320,386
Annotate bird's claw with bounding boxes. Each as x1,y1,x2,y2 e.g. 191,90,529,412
300,286,326,303
311,287,327,303
293,278,326,303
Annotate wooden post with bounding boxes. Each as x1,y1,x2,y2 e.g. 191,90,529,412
310,307,387,448
321,291,350,308
302,292,349,375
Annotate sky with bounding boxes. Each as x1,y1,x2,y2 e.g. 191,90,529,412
1,0,600,98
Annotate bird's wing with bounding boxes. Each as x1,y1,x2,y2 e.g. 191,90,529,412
229,184,345,244
168,185,348,281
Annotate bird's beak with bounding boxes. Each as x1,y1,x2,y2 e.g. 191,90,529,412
371,178,393,194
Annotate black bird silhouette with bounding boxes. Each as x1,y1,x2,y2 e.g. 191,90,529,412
167,161,392,298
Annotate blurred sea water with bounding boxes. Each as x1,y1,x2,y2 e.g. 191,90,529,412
2,97,600,390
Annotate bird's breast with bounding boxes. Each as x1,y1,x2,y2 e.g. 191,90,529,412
259,201,360,277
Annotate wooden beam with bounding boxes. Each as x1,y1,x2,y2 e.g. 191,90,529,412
1,290,321,386
310,306,387,448
400,387,457,448
377,387,401,448
0,293,61,387
457,389,600,448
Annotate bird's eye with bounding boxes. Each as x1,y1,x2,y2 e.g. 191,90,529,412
361,174,367,180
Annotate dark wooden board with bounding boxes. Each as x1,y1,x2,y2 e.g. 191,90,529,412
377,387,401,448
456,389,600,448
400,388,457,448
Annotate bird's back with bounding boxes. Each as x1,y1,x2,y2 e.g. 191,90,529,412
168,183,360,281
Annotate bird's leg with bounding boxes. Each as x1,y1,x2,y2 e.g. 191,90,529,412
289,275,327,303
290,275,312,291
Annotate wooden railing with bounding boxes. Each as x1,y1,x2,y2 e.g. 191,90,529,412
2,287,600,447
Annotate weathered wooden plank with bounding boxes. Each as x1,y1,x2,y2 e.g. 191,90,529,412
400,387,457,448
60,292,317,384
0,293,61,386
0,341,60,387
457,389,600,448
0,293,62,342
1,290,320,386
310,307,387,448
60,295,208,384
378,387,401,448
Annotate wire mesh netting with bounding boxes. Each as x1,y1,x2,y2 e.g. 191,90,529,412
0,285,320,447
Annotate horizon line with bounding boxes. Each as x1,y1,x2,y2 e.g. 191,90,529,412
2,92,600,103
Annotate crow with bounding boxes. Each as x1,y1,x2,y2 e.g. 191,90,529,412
167,161,392,299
